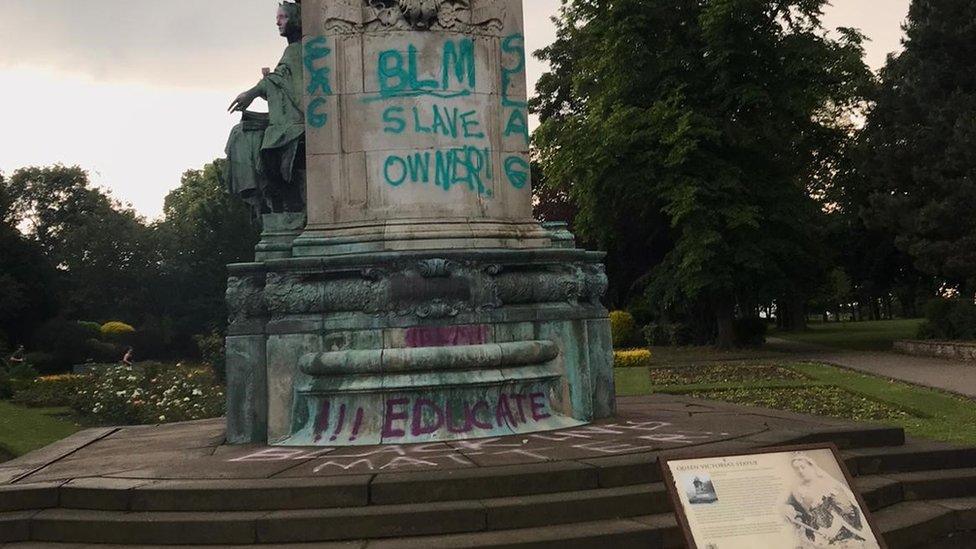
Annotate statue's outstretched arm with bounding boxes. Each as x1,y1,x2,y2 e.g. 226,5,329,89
228,82,268,113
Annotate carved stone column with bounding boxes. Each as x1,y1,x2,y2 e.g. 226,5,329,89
293,0,550,256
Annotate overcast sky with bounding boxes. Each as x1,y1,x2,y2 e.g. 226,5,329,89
0,0,910,219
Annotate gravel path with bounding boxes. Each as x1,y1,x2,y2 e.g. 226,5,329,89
767,337,976,398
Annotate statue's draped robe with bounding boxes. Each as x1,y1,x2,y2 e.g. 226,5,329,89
226,42,306,214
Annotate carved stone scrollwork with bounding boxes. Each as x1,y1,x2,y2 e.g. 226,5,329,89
361,267,387,282
417,258,454,278
233,254,607,320
226,274,267,324
583,264,609,305
414,299,461,319
323,279,386,314
559,274,585,303
346,0,502,34
264,273,323,317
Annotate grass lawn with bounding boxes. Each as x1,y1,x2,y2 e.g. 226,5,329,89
771,318,924,351
0,400,84,461
615,360,976,446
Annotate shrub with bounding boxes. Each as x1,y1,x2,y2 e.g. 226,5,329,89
194,331,226,382
733,317,768,347
77,321,103,335
0,359,38,399
919,299,976,340
644,322,691,347
0,369,11,399
23,352,57,375
134,317,178,360
87,338,121,363
101,322,136,343
71,363,225,425
6,360,38,381
609,311,638,348
12,374,85,408
31,320,103,373
613,349,652,368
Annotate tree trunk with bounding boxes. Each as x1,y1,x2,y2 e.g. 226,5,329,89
715,301,736,349
789,297,807,331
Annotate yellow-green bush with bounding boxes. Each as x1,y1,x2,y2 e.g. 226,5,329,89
613,349,652,368
100,322,136,341
609,310,637,348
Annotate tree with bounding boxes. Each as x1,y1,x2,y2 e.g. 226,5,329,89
153,160,259,354
7,166,157,324
533,0,872,346
0,173,60,344
859,0,976,300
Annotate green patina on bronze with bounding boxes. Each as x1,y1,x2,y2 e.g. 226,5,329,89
226,1,306,217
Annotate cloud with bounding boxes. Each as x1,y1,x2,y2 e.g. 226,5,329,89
0,0,285,89
0,0,909,218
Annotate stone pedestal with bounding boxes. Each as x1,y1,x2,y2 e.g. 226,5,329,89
227,245,612,445
294,0,549,256
225,0,615,446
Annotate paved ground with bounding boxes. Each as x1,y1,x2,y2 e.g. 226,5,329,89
768,337,976,398
0,394,889,486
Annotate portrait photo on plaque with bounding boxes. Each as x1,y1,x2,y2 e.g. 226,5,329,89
661,444,886,549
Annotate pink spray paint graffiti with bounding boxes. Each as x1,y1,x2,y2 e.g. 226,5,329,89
312,392,553,443
404,324,490,348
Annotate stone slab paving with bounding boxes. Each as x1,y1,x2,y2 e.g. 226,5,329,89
2,395,883,486
767,337,976,398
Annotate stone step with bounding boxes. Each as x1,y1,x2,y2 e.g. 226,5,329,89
0,482,60,512
9,441,968,515
891,467,976,501
0,540,367,549
854,475,904,511
874,500,958,549
0,510,34,543
844,440,976,476
9,498,976,548
853,467,976,515
778,424,906,449
17,483,666,545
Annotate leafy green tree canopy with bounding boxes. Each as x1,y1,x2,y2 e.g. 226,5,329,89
533,0,871,345
6,165,157,323
860,0,976,297
152,160,259,354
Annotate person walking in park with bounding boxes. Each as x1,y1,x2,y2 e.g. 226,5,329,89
8,345,26,365
122,347,134,367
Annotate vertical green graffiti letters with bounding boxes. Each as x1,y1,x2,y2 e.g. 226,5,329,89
501,33,530,147
305,36,332,128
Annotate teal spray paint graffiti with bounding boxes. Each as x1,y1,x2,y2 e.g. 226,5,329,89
305,36,333,128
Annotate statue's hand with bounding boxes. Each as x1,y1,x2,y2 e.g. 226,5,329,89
228,91,256,113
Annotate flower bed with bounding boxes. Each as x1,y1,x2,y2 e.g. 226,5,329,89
12,363,225,425
11,374,86,407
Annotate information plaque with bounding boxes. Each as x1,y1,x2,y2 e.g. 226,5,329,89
661,444,886,549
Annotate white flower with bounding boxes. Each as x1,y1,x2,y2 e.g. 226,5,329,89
158,415,166,421
192,389,203,396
